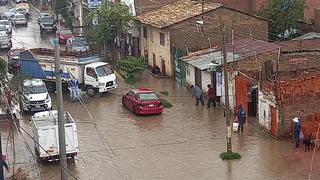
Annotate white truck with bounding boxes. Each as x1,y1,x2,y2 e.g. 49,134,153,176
31,110,79,161
16,48,118,97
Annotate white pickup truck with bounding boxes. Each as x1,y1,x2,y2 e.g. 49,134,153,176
31,110,79,161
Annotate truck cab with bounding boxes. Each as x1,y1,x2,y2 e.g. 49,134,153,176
22,78,52,112
83,62,117,96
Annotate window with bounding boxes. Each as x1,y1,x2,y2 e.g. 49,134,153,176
86,67,97,78
127,91,135,97
143,26,147,39
96,65,113,77
138,93,158,100
160,32,165,46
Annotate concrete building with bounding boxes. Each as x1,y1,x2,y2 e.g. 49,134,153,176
137,0,269,77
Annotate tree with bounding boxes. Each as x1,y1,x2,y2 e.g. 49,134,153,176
120,56,147,84
89,2,133,58
55,0,75,29
264,0,305,40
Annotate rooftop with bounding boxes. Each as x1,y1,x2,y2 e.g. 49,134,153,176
137,0,222,28
292,32,320,40
225,38,281,59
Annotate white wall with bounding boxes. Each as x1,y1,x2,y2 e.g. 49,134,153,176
201,71,211,91
185,64,195,86
258,88,276,131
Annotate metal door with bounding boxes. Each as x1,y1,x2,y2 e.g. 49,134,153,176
195,67,202,89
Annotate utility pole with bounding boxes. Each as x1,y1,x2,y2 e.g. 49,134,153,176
79,0,83,34
54,39,68,180
221,20,232,153
0,132,4,180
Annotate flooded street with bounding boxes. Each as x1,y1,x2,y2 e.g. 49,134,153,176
0,3,319,180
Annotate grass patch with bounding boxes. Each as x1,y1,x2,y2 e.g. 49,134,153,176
160,98,173,108
159,91,169,96
220,152,241,160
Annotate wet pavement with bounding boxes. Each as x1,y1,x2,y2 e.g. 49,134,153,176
0,3,319,180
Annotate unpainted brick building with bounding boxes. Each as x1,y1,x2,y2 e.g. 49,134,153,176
259,51,320,138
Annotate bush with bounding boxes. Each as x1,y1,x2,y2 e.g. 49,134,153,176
160,98,173,108
124,74,135,85
220,152,241,160
159,91,169,96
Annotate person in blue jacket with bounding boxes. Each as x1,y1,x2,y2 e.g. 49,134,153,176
69,77,80,102
236,104,246,132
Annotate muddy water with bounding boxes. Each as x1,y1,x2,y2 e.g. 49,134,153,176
29,73,308,180
0,5,314,179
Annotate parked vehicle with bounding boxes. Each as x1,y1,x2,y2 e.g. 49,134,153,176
15,3,30,18
15,0,27,4
22,78,52,112
0,25,8,34
1,8,17,20
11,48,118,97
0,32,12,49
66,35,90,52
122,88,163,115
31,110,79,161
0,0,8,5
57,27,73,44
0,20,12,34
38,13,56,33
12,13,27,26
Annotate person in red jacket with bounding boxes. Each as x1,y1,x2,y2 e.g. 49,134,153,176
207,84,216,108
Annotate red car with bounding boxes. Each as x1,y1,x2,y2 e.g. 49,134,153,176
122,88,163,115
56,28,73,44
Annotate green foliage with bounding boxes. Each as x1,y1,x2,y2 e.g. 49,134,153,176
220,152,241,160
124,74,135,85
89,2,133,45
120,56,147,77
263,0,305,40
159,91,169,96
160,98,173,108
55,0,75,29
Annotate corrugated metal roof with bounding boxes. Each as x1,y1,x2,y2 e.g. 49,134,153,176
292,32,320,40
182,51,238,70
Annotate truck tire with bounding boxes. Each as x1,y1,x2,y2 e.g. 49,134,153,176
86,86,96,97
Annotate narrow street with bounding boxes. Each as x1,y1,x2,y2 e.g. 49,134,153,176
0,3,319,180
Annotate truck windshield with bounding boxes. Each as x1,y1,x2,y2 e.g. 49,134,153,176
96,65,113,77
24,85,47,94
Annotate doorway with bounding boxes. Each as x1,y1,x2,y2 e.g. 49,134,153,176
195,68,202,89
161,59,166,76
271,106,277,137
153,53,156,67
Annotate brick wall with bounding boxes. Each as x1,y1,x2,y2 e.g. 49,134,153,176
275,73,320,136
169,7,269,51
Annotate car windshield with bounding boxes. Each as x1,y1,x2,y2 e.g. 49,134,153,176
42,17,54,22
0,26,6,31
96,65,113,77
73,39,88,47
60,29,72,35
16,15,25,19
138,92,158,100
24,85,47,94
0,21,9,25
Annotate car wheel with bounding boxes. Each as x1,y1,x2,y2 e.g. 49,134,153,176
86,86,96,97
131,105,136,114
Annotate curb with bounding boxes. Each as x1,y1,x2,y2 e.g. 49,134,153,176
29,3,41,13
